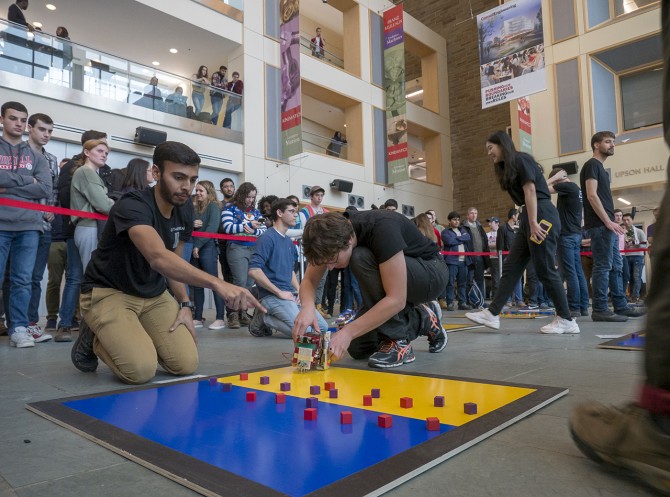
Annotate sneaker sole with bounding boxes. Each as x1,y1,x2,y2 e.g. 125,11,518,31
368,355,416,369
32,335,53,343
208,325,226,330
429,331,448,353
10,341,35,348
570,427,670,495
54,335,73,343
465,312,500,330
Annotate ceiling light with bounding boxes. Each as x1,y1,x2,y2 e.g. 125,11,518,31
33,21,42,28
152,61,160,66
617,197,631,205
343,124,347,127
169,48,178,54
418,157,424,160
406,89,424,98
46,4,56,10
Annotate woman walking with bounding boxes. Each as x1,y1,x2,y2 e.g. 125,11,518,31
466,131,579,334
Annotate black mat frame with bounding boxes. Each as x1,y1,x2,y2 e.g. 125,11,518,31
27,365,568,497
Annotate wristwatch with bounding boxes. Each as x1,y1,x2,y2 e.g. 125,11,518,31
180,301,195,313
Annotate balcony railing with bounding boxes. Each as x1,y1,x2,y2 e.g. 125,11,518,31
0,19,243,131
299,36,343,69
302,129,348,160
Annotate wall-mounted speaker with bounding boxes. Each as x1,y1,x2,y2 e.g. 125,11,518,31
631,206,637,218
330,179,354,193
402,204,415,217
348,194,365,209
552,161,578,175
134,127,167,146
302,185,312,199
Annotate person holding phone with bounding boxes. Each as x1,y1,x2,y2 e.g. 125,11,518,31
466,131,578,335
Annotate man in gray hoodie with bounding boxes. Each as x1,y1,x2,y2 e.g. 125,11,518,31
0,101,52,348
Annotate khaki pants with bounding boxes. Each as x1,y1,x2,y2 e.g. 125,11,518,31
80,288,198,384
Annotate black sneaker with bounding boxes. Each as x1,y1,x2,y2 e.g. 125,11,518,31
71,320,98,372
458,303,473,310
614,307,647,318
248,310,271,337
368,339,415,368
420,303,448,353
591,310,628,322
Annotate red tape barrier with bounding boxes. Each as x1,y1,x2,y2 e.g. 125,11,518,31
0,198,651,252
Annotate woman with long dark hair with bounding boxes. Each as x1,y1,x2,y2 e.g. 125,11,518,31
192,65,209,116
466,131,579,334
222,182,266,328
190,181,226,329
120,158,152,193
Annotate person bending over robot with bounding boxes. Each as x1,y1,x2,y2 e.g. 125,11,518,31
292,209,448,369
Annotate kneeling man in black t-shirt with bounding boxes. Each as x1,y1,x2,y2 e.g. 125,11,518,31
292,210,449,368
72,141,262,384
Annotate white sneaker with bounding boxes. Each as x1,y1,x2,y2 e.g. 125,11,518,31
465,309,500,330
10,327,35,348
193,320,204,329
208,319,226,330
540,317,580,334
27,324,53,343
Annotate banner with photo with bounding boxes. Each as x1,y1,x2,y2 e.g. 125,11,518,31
280,0,303,158
383,4,409,184
477,0,545,109
518,96,532,152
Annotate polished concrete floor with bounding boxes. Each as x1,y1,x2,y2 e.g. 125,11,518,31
0,309,655,497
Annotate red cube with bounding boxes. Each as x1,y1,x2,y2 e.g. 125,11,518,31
239,373,249,381
378,414,393,428
363,395,373,406
304,408,318,421
340,411,352,424
246,391,256,402
324,381,336,391
400,397,413,408
275,393,286,404
426,417,440,431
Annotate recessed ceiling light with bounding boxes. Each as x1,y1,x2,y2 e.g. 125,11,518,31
152,61,160,66
169,48,178,54
418,157,424,160
343,124,347,127
33,21,42,28
46,4,56,10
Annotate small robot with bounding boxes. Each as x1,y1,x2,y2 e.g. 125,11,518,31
292,330,332,372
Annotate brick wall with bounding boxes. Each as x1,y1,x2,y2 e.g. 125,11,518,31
404,0,513,222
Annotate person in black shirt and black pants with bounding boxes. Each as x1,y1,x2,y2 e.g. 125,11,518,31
467,131,579,335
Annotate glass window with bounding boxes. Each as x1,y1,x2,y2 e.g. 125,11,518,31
265,0,279,39
370,13,384,87
613,0,658,16
265,64,282,160
621,68,663,131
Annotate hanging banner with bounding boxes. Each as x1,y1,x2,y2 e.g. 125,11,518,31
518,96,532,152
477,0,545,109
280,0,303,158
383,4,409,184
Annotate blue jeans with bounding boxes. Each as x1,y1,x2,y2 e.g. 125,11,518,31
28,229,52,323
58,238,83,327
191,92,204,115
261,294,328,337
0,230,40,334
446,261,467,304
190,242,225,320
222,102,241,128
210,95,223,124
623,255,645,299
558,233,590,311
589,226,628,312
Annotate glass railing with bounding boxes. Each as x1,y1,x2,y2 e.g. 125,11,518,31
299,36,344,69
0,19,243,132
302,129,348,160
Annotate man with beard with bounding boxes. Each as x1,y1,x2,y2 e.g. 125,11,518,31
71,142,261,384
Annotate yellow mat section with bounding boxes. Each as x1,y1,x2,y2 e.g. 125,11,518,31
219,367,536,426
